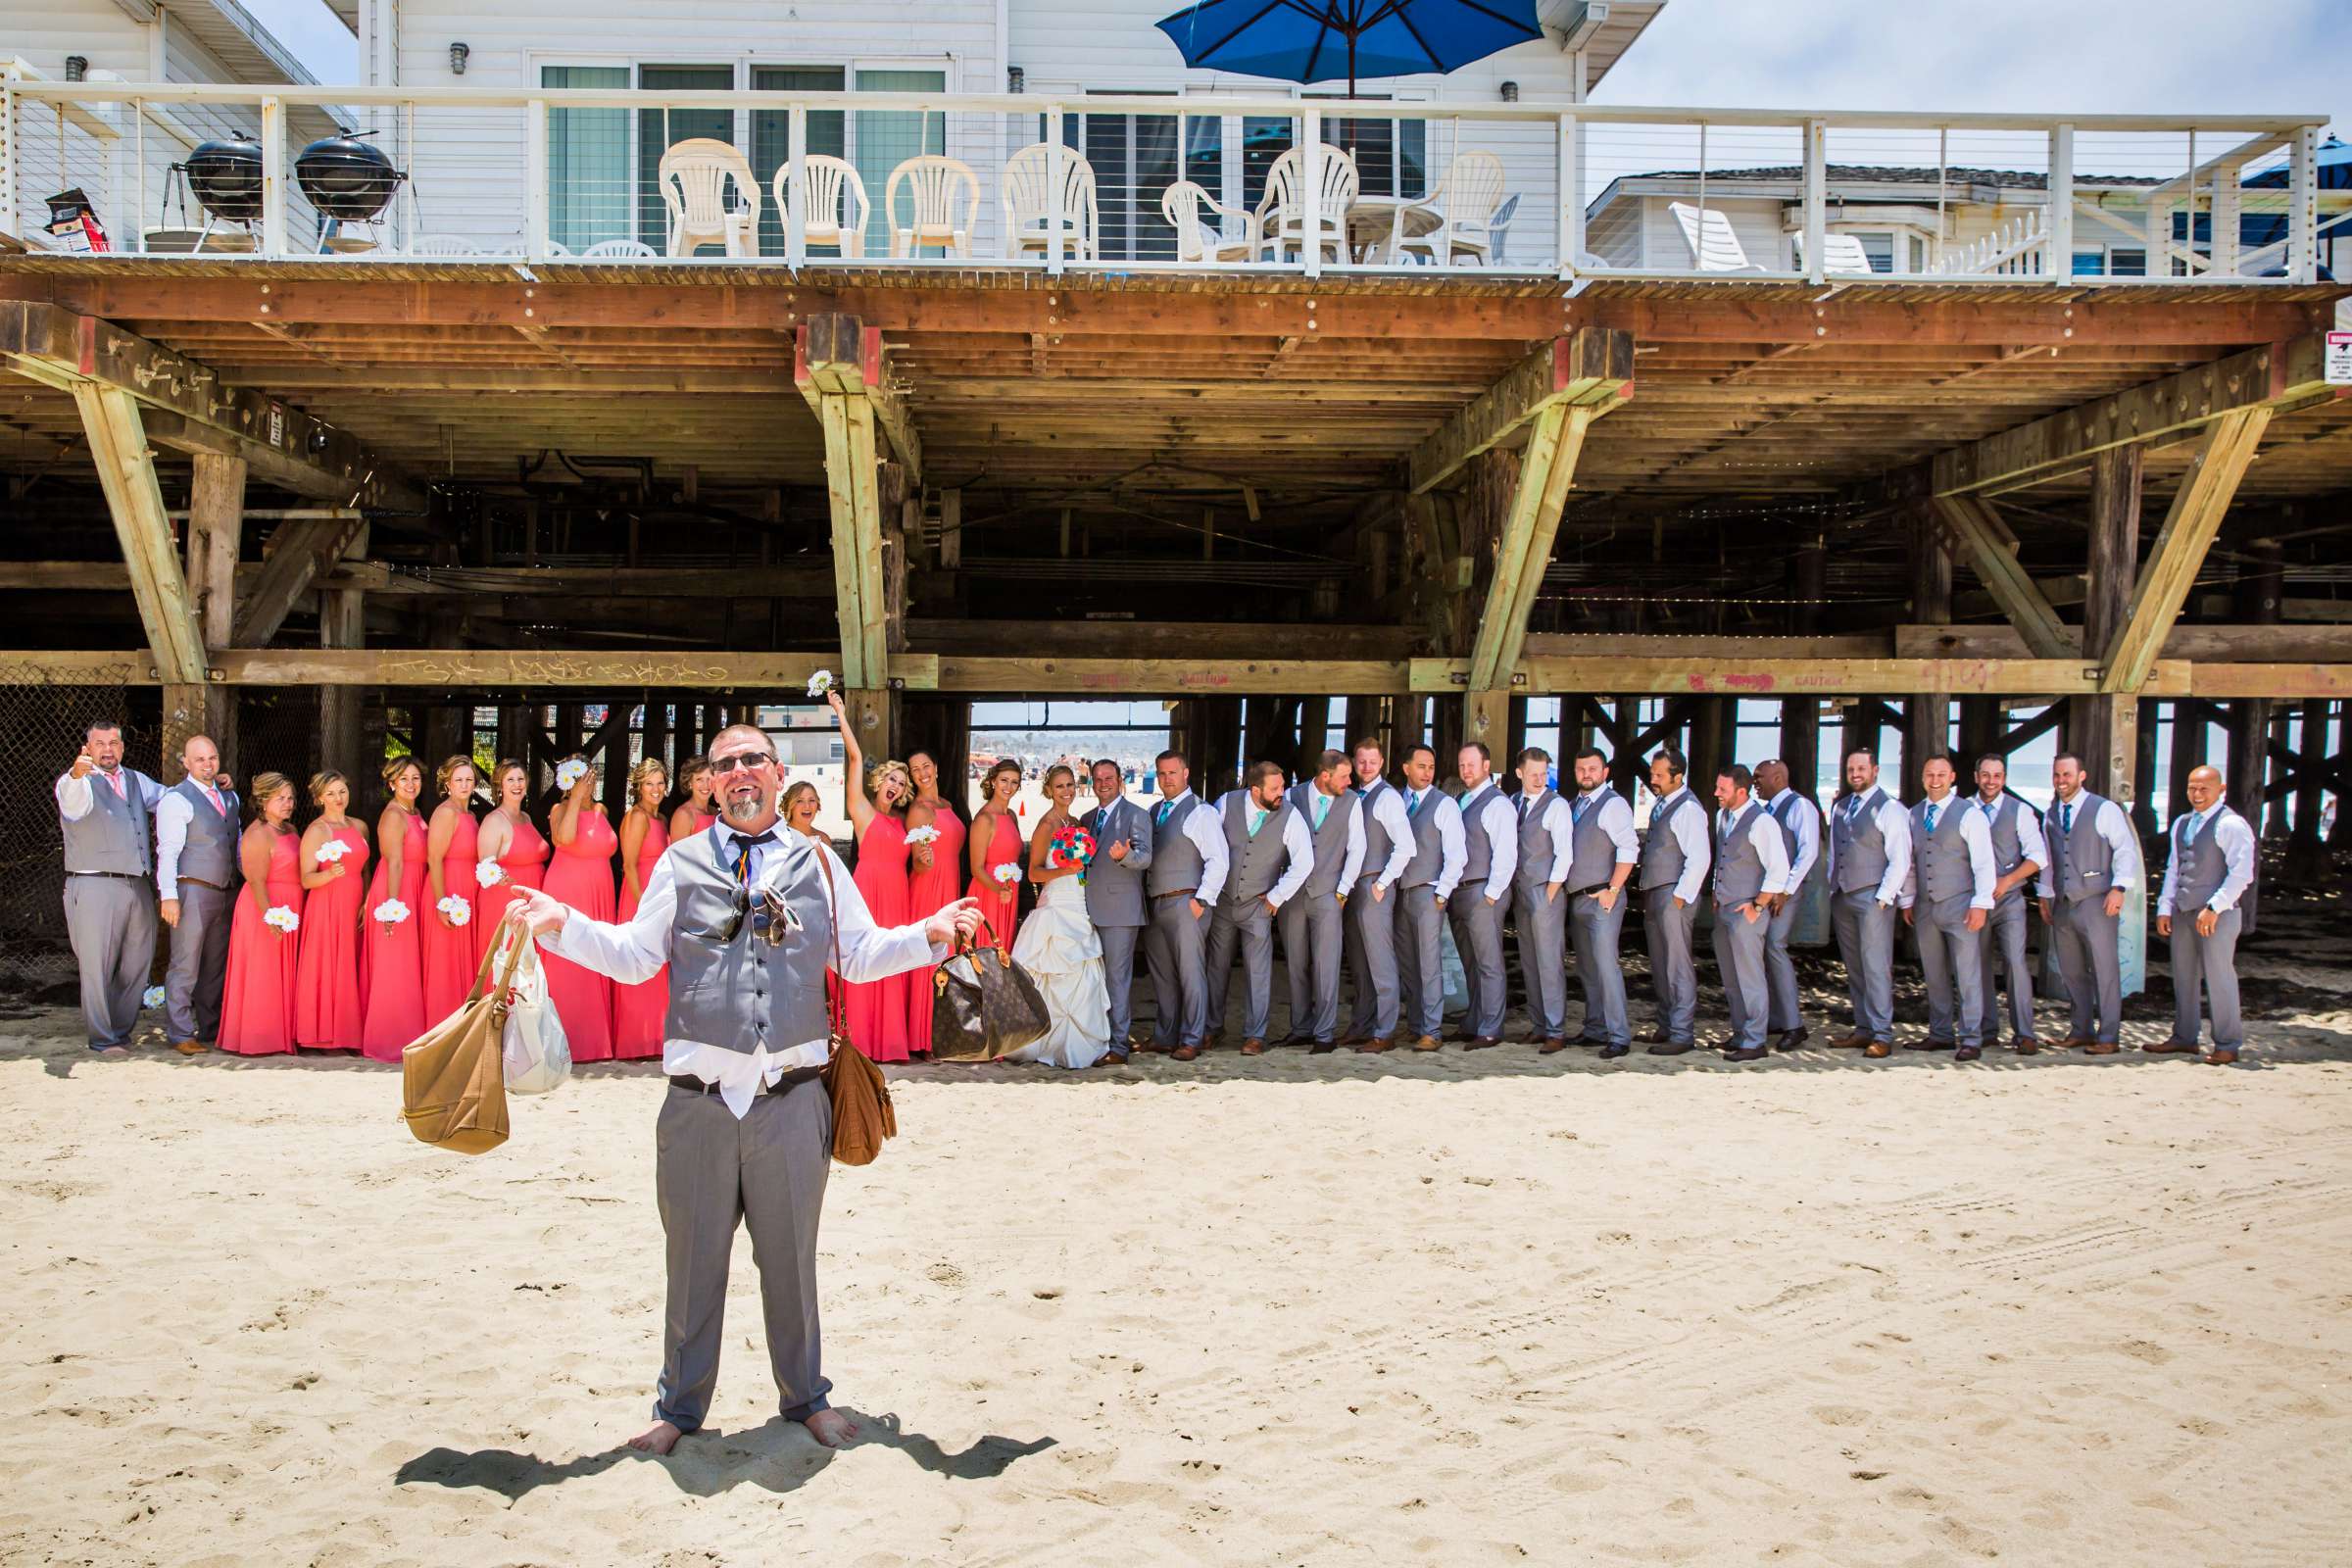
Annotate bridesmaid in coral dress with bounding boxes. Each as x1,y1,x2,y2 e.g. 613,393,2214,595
360,757,427,1061
474,760,550,940
420,757,482,1024
293,769,369,1051
542,755,617,1061
829,691,915,1061
219,773,304,1055
967,758,1026,955
666,756,716,844
612,758,671,1059
905,749,965,1054
783,780,825,842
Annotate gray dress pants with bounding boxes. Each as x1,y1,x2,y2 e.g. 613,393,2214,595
1912,894,1987,1048
2169,906,2242,1049
654,1075,832,1434
1097,922,1143,1048
64,874,156,1050
1571,891,1631,1047
2053,897,2124,1044
1763,894,1804,1033
1145,895,1209,1049
1976,897,2035,1044
1395,885,1446,1040
1344,881,1400,1041
1203,901,1276,1042
1832,887,1896,1042
1711,900,1772,1050
1448,893,1508,1038
1642,885,1699,1044
1514,882,1569,1038
165,881,234,1043
1278,890,1346,1043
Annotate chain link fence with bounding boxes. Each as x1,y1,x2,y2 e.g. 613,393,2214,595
0,684,161,998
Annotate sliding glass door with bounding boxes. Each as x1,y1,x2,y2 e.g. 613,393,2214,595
635,65,734,251
544,65,630,251
750,67,847,255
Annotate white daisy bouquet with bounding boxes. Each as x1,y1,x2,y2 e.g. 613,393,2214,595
315,838,352,864
263,905,301,935
476,857,505,887
806,668,835,699
556,759,589,792
991,861,1019,886
142,985,167,1009
904,824,941,848
372,898,410,925
436,895,472,926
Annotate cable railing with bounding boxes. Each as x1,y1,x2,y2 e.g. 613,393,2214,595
3,74,2335,288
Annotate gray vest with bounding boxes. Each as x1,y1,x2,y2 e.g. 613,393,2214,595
1978,793,2032,908
1289,782,1357,898
1220,791,1298,907
61,768,153,876
1514,788,1559,894
1832,786,1892,895
1354,779,1397,889
664,828,832,1054
1769,791,1819,891
1398,785,1447,888
1081,799,1148,926
1638,788,1702,892
1457,782,1501,888
170,777,240,887
1912,795,1975,906
2050,791,2115,904
1566,789,1625,890
1713,802,1767,905
1147,793,1205,896
2171,804,2239,912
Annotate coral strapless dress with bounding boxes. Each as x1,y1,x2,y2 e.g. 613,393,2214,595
543,809,618,1060
293,823,368,1050
420,808,481,1023
360,809,427,1061
219,831,303,1055
612,813,670,1059
847,813,915,1061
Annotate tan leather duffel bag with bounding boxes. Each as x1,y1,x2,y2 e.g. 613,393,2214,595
401,929,528,1154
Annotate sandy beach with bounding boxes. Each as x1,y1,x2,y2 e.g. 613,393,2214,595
5,920,2351,1567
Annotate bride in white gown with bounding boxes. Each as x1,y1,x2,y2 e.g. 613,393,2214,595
1005,763,1111,1068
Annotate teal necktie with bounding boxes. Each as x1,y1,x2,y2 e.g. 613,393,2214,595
1926,802,1940,833
1406,790,1421,818
1250,808,1266,835
2061,802,2074,835
1313,796,1329,829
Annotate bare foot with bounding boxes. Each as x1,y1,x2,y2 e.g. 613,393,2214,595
803,1408,859,1448
626,1420,684,1455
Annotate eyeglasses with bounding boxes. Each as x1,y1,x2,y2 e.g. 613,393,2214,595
708,752,777,775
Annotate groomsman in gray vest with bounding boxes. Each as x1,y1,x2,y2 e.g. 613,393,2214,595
1711,765,1793,1062
1827,750,1914,1058
2039,753,2143,1054
1970,756,2050,1054
1144,750,1230,1061
1753,759,1822,1051
1393,744,1466,1052
1562,748,1639,1054
512,722,982,1457
1080,759,1154,1064
2152,764,2255,1065
1280,751,1364,1052
1450,743,1517,1050
1637,748,1710,1057
1203,761,1314,1055
55,719,165,1055
155,734,240,1055
1899,756,1996,1059
1508,748,1573,1050
1342,739,1414,1052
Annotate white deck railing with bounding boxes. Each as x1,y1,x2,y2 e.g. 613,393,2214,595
2,73,2335,287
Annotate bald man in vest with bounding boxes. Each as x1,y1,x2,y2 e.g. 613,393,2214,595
56,718,165,1055
2153,764,2257,1065
155,734,240,1054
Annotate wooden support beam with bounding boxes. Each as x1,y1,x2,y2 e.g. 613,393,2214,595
1464,400,1609,692
2100,407,2274,693
817,392,888,689
1407,329,1633,496
2072,442,2144,786
795,315,921,484
71,383,210,686
318,587,365,779
1413,656,2191,698
232,513,368,647
1928,495,2074,659
1894,622,2352,664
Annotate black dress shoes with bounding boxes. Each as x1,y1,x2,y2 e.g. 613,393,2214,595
1775,1026,1810,1052
1723,1045,1769,1062
1646,1041,1693,1056
1599,1043,1630,1059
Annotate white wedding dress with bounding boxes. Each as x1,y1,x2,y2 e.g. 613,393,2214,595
1004,872,1111,1068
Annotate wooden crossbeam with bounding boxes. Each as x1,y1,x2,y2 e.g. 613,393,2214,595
232,513,368,647
795,315,922,484
1412,655,2192,698
1928,495,2075,660
70,383,210,686
2100,407,2275,693
1896,622,2352,664
1406,329,1634,496
1465,401,1606,690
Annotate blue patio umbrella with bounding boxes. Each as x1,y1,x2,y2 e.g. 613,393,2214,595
1155,0,1545,97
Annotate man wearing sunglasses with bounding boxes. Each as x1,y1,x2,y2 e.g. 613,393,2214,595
509,722,982,1458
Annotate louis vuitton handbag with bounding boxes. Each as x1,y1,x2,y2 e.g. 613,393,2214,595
929,918,1052,1061
813,847,896,1166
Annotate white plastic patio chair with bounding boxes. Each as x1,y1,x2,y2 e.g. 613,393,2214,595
1668,201,1766,272
1391,151,1509,267
1796,230,1879,276
581,237,658,259
773,153,870,259
1002,143,1100,261
1161,180,1254,264
657,137,760,258
1252,143,1357,264
409,235,484,257
885,155,980,259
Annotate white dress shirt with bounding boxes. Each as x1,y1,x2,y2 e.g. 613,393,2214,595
1577,788,1640,876
1157,789,1234,906
1716,802,1793,903
1304,786,1368,892
1652,786,1714,906
543,823,944,1118
1459,781,1518,902
1524,792,1575,886
55,765,164,824
1401,785,1467,900
154,781,231,899
1827,790,1915,906
2049,792,2144,894
1899,792,1996,910
1763,788,1822,890
2157,800,2258,917
1357,782,1414,892
1214,790,1317,907
1977,791,2055,899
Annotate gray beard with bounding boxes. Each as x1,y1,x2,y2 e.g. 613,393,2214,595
722,795,765,825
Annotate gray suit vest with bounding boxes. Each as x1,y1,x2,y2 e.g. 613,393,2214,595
1081,798,1149,926
1220,792,1298,906
1355,779,1397,889
1456,782,1500,888
2172,805,2239,911
1514,788,1558,894
1638,788,1701,892
664,828,833,1054
1566,789,1624,889
1913,795,1974,906
1398,787,1446,888
1147,794,1205,896
1769,792,1819,890
1713,802,1767,905
170,777,240,886
1290,782,1356,898
1832,786,1891,895
61,769,153,876
1978,793,2031,908
2050,791,2115,904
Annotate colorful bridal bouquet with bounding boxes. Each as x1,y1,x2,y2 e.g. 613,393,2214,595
1050,820,1099,883
904,824,941,849
476,858,506,887
315,838,352,865
263,905,301,936
806,667,836,699
372,898,411,927
991,861,1019,888
142,985,167,1010
556,759,589,792
435,895,472,927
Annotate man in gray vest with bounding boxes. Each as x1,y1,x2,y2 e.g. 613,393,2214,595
1711,765,1793,1062
1204,761,1314,1054
55,718,165,1055
1637,748,1710,1057
1341,738,1414,1052
1562,747,1639,1054
513,721,982,1458
1279,751,1364,1051
1393,744,1466,1052
155,733,240,1055
1970,755,2050,1054
1080,758,1154,1064
2153,763,2256,1065
1753,759,1822,1051
1450,742,1517,1049
1144,750,1229,1061
1827,749,1913,1057
1509,747,1574,1050
1900,755,1996,1059
2039,752,2143,1054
